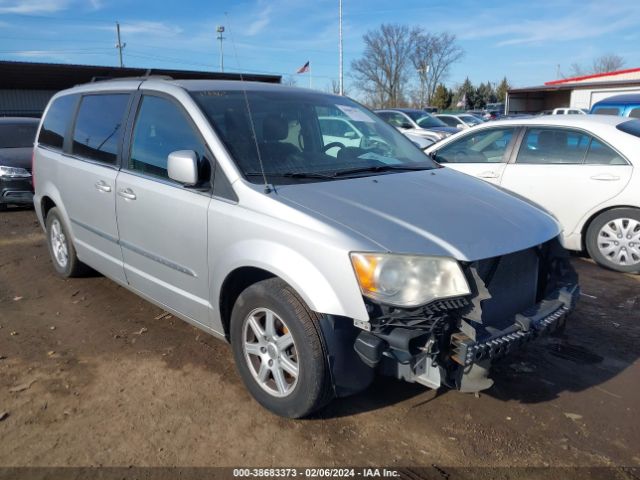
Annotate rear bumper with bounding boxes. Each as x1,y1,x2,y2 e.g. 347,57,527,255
0,177,34,206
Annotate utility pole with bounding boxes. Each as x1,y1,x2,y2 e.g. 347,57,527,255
338,0,343,95
115,22,126,68
216,25,225,72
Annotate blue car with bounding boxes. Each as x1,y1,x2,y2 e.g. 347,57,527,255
590,93,640,118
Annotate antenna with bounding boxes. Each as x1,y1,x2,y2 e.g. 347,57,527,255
224,12,272,194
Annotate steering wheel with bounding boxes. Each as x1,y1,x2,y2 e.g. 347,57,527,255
322,141,346,153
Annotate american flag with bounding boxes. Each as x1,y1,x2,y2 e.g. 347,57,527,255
296,61,310,74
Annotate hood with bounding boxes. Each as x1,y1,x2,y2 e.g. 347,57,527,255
424,126,459,135
0,147,33,169
275,168,560,262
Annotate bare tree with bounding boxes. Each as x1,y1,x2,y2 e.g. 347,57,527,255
592,54,625,73
327,78,349,96
411,32,464,106
351,24,420,108
568,54,626,77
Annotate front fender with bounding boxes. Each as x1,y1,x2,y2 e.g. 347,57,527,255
210,239,369,332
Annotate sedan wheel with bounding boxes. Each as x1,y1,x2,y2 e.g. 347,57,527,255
596,218,640,267
587,208,640,274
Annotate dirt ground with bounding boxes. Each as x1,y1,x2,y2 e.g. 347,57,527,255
1,208,639,474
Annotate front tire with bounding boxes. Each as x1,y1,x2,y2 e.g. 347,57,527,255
586,208,640,274
230,278,334,418
45,207,89,277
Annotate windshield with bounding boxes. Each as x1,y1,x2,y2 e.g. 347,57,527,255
459,114,482,125
403,110,448,128
0,123,38,148
192,90,436,184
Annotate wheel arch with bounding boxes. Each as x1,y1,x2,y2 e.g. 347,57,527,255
580,204,640,251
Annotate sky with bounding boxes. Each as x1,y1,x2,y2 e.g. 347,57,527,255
1,0,639,99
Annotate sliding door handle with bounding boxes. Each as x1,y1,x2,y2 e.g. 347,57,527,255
94,181,112,193
117,188,137,200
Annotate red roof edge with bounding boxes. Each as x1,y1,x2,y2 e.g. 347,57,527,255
545,67,640,85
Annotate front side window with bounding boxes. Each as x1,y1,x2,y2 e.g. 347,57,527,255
129,96,207,180
72,94,130,164
379,111,411,128
516,128,590,164
435,127,515,163
38,94,78,150
192,90,436,184
0,122,38,148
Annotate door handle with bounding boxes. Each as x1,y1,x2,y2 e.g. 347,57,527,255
94,181,112,193
478,171,499,179
590,173,620,181
117,188,137,200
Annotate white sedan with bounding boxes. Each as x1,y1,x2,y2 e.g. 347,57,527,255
425,115,640,273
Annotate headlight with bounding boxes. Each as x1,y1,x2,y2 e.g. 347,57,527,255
0,166,31,178
350,252,470,308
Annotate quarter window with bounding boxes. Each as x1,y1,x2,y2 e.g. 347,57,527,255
516,128,589,164
436,127,515,163
72,94,130,164
584,138,626,165
129,95,207,180
38,94,78,150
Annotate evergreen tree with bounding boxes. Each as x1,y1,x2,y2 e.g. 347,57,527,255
496,77,510,103
432,84,452,111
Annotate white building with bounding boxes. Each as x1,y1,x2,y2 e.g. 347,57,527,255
506,67,640,114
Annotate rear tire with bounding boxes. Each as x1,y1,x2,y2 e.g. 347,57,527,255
45,207,89,277
230,278,334,418
586,208,640,274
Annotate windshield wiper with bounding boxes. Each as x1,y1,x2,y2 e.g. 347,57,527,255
331,164,432,177
244,171,335,180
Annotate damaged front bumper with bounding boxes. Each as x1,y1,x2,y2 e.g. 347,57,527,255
351,237,579,394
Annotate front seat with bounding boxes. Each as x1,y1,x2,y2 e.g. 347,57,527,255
261,114,300,167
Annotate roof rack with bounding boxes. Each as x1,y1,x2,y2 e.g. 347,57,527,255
89,73,174,83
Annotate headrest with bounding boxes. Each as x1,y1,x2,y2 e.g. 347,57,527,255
263,114,289,142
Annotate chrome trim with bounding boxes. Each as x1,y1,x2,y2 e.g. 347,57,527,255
70,218,119,244
119,240,197,277
70,218,197,277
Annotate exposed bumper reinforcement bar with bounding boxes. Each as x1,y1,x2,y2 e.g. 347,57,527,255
451,284,580,367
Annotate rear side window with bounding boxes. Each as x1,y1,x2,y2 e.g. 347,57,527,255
516,128,589,164
593,107,620,116
38,95,78,149
72,94,130,164
629,108,640,119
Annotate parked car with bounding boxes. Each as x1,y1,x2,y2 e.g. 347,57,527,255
33,78,579,418
425,115,640,273
375,108,459,142
482,109,503,121
0,117,39,210
590,94,640,118
422,106,438,114
552,108,588,115
436,113,483,130
486,102,505,113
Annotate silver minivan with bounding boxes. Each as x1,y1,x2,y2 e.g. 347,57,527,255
33,78,579,418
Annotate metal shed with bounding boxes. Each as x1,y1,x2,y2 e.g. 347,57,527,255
506,68,640,114
0,60,281,117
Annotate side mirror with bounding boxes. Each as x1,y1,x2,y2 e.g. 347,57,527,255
167,150,199,185
456,124,466,130
400,122,413,129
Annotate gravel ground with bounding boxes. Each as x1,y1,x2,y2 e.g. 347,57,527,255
0,208,638,478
